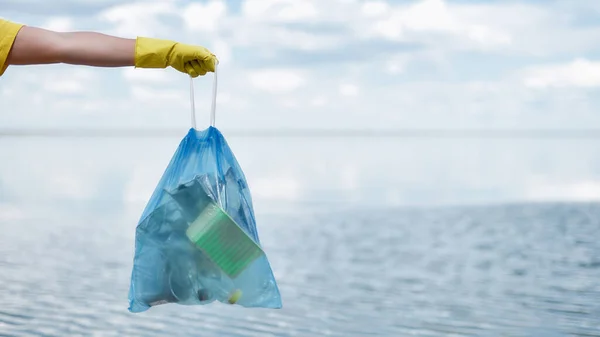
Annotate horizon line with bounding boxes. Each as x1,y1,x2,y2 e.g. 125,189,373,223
3,128,600,139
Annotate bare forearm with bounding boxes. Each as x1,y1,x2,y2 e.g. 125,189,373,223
58,31,135,67
7,26,135,67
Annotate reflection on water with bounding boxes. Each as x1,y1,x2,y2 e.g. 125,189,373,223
4,136,600,209
0,201,599,336
1,136,600,335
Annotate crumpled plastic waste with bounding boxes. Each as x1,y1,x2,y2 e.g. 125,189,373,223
127,126,282,313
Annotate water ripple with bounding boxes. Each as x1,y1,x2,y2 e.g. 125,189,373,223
0,202,599,336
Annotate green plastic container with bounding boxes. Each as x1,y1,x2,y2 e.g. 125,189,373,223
185,199,265,279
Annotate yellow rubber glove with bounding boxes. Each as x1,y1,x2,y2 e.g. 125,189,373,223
134,37,217,77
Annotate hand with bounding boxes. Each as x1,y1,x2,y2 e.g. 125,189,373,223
134,37,217,77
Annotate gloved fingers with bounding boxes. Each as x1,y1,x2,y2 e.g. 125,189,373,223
192,47,216,71
203,55,217,72
191,60,208,76
184,63,199,78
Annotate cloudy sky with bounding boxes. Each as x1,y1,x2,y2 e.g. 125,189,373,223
2,0,600,215
1,0,600,130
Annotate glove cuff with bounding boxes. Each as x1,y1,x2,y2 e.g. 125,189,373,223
0,20,25,76
134,37,176,69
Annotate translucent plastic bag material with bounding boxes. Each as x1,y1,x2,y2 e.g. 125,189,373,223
127,69,281,313
128,127,282,312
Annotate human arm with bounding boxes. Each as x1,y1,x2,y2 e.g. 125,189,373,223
7,25,136,67
0,18,216,77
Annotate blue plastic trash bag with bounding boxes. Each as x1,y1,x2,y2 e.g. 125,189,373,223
128,74,281,313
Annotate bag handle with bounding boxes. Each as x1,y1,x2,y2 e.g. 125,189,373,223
189,60,219,129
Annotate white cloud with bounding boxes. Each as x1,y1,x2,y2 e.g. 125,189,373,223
368,0,460,41
123,67,171,83
385,57,406,74
216,91,231,104
98,2,178,36
226,21,343,52
280,98,299,108
211,39,232,64
361,1,390,17
372,17,403,40
273,29,344,52
365,0,511,50
183,1,227,32
40,69,96,94
248,69,306,93
131,86,185,101
43,80,85,94
401,0,460,33
242,0,318,23
339,83,359,96
466,24,511,47
387,64,403,74
43,17,73,32
275,2,318,22
310,96,328,107
523,58,600,89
